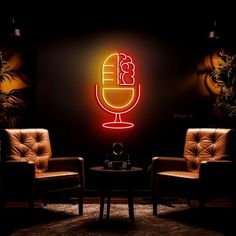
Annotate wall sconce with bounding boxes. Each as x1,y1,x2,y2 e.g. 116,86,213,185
10,16,21,37
208,19,219,39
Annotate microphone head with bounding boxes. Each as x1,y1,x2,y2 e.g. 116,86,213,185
96,52,141,129
102,52,135,87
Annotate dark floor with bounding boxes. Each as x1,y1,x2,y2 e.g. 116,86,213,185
0,195,235,236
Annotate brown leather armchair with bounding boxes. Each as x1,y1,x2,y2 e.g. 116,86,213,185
0,128,85,215
151,128,234,215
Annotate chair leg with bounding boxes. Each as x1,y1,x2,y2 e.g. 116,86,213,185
199,199,205,209
152,193,158,215
153,202,157,215
187,198,192,206
43,200,48,206
28,199,35,216
199,192,205,209
29,199,35,209
78,194,83,216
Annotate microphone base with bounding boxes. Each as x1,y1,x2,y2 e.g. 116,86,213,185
102,121,134,129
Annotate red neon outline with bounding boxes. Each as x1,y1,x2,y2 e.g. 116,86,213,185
96,52,141,129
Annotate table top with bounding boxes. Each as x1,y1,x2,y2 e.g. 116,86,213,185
90,166,143,173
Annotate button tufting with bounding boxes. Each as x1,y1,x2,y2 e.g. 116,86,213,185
210,134,217,143
19,134,25,144
35,133,42,142
194,134,200,143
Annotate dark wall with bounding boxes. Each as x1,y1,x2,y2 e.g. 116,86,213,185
1,4,236,189
33,8,214,189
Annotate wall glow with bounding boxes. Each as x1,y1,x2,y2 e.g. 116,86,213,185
96,52,141,129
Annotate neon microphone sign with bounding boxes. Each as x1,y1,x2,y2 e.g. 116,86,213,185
96,52,141,129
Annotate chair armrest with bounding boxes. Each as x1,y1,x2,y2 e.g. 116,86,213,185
199,160,233,179
151,156,187,173
48,157,85,191
151,157,187,189
1,160,35,177
0,160,35,198
199,160,233,196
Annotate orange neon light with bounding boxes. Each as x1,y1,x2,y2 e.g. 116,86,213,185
96,52,141,129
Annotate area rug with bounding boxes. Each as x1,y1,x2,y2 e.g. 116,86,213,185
1,203,234,236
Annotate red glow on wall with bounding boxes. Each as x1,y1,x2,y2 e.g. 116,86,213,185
96,52,141,129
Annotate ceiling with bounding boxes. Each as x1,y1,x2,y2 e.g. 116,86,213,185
0,2,235,44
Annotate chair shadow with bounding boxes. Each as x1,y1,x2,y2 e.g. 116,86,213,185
157,205,235,235
0,206,137,235
1,203,235,236
0,207,76,235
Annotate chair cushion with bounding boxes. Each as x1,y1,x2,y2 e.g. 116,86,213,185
184,128,232,172
35,171,80,194
158,171,199,179
5,128,52,173
156,171,199,198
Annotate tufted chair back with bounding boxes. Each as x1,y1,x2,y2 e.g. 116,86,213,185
4,129,52,173
184,128,232,172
